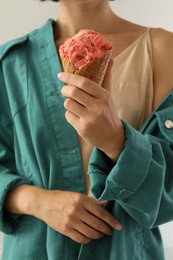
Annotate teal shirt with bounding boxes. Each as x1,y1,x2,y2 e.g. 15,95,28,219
0,19,173,260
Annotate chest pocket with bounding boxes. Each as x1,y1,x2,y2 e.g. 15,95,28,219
0,36,28,119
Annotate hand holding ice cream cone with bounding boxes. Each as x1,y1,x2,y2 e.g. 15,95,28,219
58,29,125,161
58,61,125,162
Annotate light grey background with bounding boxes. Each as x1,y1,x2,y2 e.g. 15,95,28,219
0,0,173,259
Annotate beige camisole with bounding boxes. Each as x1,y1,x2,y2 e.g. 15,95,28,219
78,28,154,195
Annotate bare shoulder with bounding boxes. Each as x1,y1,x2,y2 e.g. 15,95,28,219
149,27,173,75
149,28,173,108
150,28,173,54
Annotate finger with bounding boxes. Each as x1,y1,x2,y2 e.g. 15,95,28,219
97,206,122,231
65,110,81,131
86,200,122,231
58,72,103,98
61,85,94,108
102,59,114,91
64,98,86,117
69,229,91,244
75,221,104,239
80,210,113,236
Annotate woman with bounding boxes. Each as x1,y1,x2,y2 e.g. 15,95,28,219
0,0,173,259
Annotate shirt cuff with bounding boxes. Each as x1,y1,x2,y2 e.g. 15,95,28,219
0,174,31,234
88,121,152,201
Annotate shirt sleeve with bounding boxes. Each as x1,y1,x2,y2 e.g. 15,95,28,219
0,122,31,234
0,56,31,234
88,111,173,229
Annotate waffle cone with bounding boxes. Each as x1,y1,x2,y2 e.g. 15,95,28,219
60,49,112,86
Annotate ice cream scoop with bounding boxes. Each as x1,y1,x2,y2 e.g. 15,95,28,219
59,29,113,85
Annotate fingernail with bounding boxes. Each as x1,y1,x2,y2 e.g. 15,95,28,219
115,224,122,231
57,72,63,79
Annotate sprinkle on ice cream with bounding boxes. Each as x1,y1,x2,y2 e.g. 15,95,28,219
59,29,113,70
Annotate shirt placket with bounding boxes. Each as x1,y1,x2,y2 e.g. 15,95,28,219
37,20,86,195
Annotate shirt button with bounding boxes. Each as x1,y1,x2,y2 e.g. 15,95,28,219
164,120,173,129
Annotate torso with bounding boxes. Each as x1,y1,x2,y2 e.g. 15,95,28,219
54,18,173,195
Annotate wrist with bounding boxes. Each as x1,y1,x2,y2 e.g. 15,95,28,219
103,123,125,162
31,189,64,221
25,186,47,218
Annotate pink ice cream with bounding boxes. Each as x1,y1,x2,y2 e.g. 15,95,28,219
59,29,113,70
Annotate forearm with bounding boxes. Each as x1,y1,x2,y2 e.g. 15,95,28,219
4,184,46,217
4,184,123,243
102,123,125,162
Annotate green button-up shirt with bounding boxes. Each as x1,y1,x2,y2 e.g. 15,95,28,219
0,19,173,260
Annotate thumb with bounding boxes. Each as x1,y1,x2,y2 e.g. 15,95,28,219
102,58,114,91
